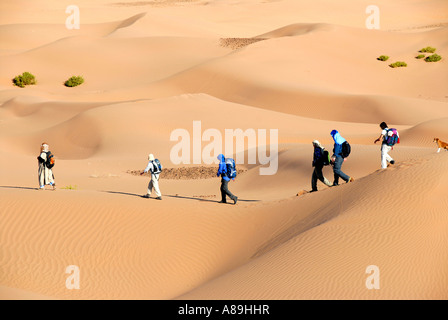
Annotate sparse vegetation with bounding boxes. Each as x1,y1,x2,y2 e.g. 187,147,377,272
12,72,36,88
424,54,442,62
416,54,425,59
389,61,407,68
419,47,436,53
377,55,389,61
64,76,84,87
61,185,78,190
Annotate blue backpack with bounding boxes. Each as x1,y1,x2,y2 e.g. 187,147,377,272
225,158,237,179
151,159,162,174
385,128,399,146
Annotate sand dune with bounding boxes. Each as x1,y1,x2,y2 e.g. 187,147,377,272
1,0,447,300
179,152,448,299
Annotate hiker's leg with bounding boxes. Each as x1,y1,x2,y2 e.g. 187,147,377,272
221,179,235,201
437,148,441,153
316,166,332,187
333,168,339,186
152,174,162,197
382,144,394,167
147,179,153,196
48,169,55,186
220,179,227,202
381,144,389,169
334,156,350,183
38,165,45,188
311,169,318,191
333,157,342,185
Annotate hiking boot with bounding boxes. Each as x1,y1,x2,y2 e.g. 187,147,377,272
390,160,395,165
218,200,227,204
310,189,318,193
143,194,150,198
156,197,162,200
233,196,238,205
348,177,355,183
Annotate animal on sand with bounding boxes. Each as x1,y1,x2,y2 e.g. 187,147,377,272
433,138,448,153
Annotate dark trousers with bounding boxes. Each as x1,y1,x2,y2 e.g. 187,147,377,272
220,178,236,203
312,165,332,191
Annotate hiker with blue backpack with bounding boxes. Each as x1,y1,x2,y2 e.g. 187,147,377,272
217,154,238,205
374,122,399,169
330,130,354,186
140,153,162,200
311,140,333,192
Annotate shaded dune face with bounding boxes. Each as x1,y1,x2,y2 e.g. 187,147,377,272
0,0,447,300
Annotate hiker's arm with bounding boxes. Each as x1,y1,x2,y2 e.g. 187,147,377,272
217,163,226,176
374,134,384,144
141,161,152,175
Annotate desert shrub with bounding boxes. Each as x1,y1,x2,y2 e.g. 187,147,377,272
389,61,407,68
416,54,425,59
64,76,84,87
424,54,442,62
61,185,78,190
12,72,36,88
420,47,436,53
377,55,389,61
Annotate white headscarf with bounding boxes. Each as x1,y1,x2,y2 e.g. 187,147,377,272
42,143,49,153
312,140,323,149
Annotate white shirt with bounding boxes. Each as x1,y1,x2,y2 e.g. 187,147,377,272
144,161,155,174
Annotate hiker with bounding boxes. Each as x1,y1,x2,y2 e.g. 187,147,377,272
330,130,354,186
217,154,238,205
37,142,56,190
311,140,332,192
374,122,397,169
140,154,162,200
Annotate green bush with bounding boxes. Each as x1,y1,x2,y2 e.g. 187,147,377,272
12,72,36,88
424,54,442,62
416,54,425,59
64,76,84,87
389,61,407,68
61,185,78,190
419,47,436,53
377,55,389,61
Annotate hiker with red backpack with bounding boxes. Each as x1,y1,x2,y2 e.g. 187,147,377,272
374,122,399,169
37,142,56,190
217,154,238,205
140,153,162,200
330,130,354,186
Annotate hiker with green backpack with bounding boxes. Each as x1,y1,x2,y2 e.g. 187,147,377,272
37,142,56,190
140,153,162,200
311,140,332,192
217,154,238,205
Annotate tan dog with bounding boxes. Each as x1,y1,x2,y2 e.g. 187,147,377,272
434,138,448,153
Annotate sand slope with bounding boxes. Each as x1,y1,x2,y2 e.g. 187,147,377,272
1,0,447,300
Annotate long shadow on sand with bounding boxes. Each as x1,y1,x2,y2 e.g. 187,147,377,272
102,191,260,203
0,185,38,191
166,194,261,203
102,190,145,198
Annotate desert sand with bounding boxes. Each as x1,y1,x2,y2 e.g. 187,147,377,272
1,0,447,300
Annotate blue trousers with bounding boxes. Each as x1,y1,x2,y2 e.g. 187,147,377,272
333,156,350,185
